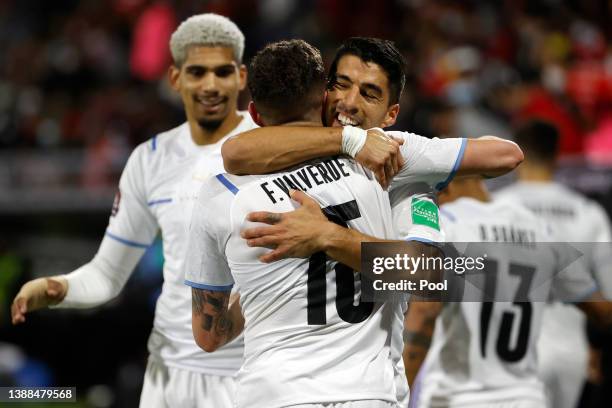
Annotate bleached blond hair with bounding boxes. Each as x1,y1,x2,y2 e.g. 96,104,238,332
170,13,245,66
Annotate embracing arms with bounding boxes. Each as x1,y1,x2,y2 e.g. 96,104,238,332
223,126,523,183
243,190,437,271
223,127,404,188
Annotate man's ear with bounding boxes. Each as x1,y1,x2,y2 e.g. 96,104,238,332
238,64,247,91
248,101,264,127
381,103,400,128
168,65,181,91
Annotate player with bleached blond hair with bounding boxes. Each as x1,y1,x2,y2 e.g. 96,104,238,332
11,13,255,408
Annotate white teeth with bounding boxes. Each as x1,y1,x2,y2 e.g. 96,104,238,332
337,113,358,126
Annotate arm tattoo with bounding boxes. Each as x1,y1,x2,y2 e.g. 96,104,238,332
216,315,234,337
406,350,425,361
403,329,432,348
192,288,234,339
205,293,224,311
192,288,207,316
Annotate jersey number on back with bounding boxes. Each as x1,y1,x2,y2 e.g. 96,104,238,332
480,259,535,362
307,200,374,325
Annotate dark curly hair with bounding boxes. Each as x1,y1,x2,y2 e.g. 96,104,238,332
328,37,406,105
248,39,326,125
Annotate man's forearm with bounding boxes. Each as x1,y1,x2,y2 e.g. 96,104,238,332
222,127,342,174
58,236,144,308
459,136,524,178
403,301,442,386
319,224,388,271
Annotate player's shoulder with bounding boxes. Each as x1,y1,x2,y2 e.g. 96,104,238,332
128,123,187,163
442,196,537,223
492,182,521,198
540,182,608,219
440,197,487,219
197,173,263,206
234,110,258,132
582,196,611,225
121,123,187,175
143,123,187,154
490,197,540,220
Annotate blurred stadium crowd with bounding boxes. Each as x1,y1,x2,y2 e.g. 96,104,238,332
2,1,612,157
1,0,612,407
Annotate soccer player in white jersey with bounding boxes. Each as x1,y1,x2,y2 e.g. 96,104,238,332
10,14,255,407
495,121,612,408
221,37,523,406
186,39,409,408
405,177,612,408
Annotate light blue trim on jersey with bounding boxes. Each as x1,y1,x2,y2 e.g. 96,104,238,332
215,174,239,195
405,237,446,255
435,137,467,191
405,237,435,244
147,198,173,207
405,237,443,247
440,208,456,222
563,284,599,304
151,135,158,151
105,231,150,249
184,280,234,292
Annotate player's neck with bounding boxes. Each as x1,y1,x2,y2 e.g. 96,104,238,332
281,120,322,127
189,110,243,146
462,186,490,203
517,161,554,182
278,110,323,127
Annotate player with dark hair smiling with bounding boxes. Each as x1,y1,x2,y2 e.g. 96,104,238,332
225,36,523,407
186,38,400,408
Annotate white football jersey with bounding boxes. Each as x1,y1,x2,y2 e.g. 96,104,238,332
495,181,612,296
494,180,612,408
416,198,597,407
185,157,398,408
389,132,466,243
387,133,466,406
108,113,256,375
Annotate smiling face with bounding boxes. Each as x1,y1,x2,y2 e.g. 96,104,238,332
325,54,399,129
169,46,246,130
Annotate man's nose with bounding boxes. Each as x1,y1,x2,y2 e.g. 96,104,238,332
338,86,359,114
201,72,219,93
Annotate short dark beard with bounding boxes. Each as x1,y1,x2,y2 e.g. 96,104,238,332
197,118,224,131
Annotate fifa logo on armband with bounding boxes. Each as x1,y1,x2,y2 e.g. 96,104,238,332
111,190,121,217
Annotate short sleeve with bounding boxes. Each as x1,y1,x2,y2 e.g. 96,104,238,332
106,145,158,248
388,131,466,192
392,192,445,243
183,183,234,291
